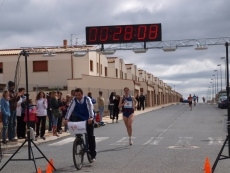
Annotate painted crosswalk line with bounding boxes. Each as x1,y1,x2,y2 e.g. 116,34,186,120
49,137,109,146
110,137,136,145
48,136,225,147
168,137,199,149
49,137,75,146
96,137,109,143
142,137,163,145
208,137,224,145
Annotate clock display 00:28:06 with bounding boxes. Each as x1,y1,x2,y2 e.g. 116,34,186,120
85,23,162,45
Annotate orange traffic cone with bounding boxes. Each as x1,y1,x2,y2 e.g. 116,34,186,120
203,157,211,173
46,165,52,173
37,167,42,173
49,159,54,171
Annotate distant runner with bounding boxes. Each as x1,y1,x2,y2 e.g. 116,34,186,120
193,94,197,106
188,94,193,111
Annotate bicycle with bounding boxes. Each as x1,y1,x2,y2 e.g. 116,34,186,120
73,133,93,170
68,120,94,170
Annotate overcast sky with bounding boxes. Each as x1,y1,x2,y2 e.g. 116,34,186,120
0,0,230,99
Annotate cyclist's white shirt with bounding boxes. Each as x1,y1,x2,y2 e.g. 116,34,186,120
65,96,94,120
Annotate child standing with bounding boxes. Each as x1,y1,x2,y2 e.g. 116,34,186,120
24,99,37,131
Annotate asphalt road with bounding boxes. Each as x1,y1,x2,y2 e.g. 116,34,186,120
0,103,230,173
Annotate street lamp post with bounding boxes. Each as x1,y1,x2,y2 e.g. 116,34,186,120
211,78,215,100
212,75,216,97
221,57,226,90
214,69,218,94
210,81,213,102
208,87,211,101
217,64,222,91
212,42,230,172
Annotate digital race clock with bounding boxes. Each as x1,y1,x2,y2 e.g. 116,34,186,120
85,23,162,45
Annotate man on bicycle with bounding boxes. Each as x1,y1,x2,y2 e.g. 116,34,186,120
65,88,97,162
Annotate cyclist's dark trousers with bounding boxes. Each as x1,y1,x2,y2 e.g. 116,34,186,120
140,101,145,110
87,122,97,158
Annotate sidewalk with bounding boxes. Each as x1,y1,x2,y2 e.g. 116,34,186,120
4,103,177,149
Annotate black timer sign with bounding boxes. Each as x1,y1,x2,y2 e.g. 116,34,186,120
85,23,161,45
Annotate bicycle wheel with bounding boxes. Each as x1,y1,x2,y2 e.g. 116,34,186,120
73,138,84,170
87,150,93,163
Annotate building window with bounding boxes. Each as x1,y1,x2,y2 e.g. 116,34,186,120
0,62,3,73
120,70,123,79
90,60,93,72
33,61,48,72
116,69,118,77
125,73,127,79
105,67,107,76
97,63,99,73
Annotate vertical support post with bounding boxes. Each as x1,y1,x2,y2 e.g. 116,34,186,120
24,51,31,160
225,42,230,156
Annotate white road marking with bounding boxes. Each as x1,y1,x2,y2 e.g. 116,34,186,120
142,137,163,145
49,137,109,146
208,137,224,145
110,137,136,145
168,137,199,149
177,137,193,146
96,137,109,143
49,137,75,146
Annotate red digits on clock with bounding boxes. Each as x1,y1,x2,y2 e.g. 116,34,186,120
149,25,158,39
89,28,97,42
113,26,122,41
100,27,108,41
138,26,146,40
124,26,133,40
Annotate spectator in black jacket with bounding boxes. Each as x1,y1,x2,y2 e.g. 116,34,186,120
135,94,140,110
139,92,145,110
112,95,120,123
8,81,18,141
57,91,64,134
50,91,62,137
108,92,115,119
46,92,52,132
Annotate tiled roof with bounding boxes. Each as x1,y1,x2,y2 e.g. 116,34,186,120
0,45,95,56
0,49,22,55
107,57,117,59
